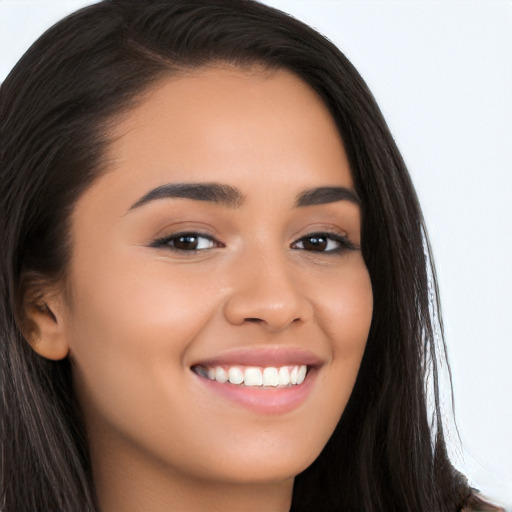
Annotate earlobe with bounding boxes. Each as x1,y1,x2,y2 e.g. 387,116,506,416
21,295,69,361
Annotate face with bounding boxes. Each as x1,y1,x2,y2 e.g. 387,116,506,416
61,66,373,487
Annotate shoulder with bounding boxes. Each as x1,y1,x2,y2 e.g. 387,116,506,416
459,492,506,512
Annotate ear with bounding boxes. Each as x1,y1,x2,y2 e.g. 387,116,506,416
20,285,69,361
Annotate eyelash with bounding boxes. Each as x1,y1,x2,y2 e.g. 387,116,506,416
150,231,356,254
149,232,221,252
290,232,356,253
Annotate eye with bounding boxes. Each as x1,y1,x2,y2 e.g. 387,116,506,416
150,232,219,251
291,232,355,253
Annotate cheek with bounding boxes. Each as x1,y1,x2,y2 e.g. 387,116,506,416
311,261,373,417
68,247,220,348
314,259,373,355
64,251,221,424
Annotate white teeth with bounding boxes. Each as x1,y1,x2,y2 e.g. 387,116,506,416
198,364,308,387
290,366,298,385
262,367,279,387
244,367,263,386
215,367,228,383
228,366,244,385
296,365,307,384
278,366,291,386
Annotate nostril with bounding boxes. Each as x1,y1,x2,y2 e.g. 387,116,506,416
245,317,262,323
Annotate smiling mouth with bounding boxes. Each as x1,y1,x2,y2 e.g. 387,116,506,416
191,364,309,387
190,351,320,414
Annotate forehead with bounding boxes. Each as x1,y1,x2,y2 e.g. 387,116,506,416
101,65,352,189
74,65,355,226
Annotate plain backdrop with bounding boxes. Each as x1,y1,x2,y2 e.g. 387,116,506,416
1,0,511,509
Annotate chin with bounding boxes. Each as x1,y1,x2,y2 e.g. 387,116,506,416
180,431,327,486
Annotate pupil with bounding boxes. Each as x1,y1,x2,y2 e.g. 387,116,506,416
304,236,327,251
175,235,198,250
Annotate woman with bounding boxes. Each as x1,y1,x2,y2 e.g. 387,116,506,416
0,1,504,511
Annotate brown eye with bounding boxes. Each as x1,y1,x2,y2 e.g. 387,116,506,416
291,233,355,253
150,233,218,251
173,235,200,250
301,235,328,251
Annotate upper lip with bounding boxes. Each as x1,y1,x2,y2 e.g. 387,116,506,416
191,347,325,368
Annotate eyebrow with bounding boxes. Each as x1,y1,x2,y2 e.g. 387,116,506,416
127,182,360,211
128,182,245,210
294,186,360,207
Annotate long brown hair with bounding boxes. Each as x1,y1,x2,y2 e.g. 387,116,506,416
1,1,472,510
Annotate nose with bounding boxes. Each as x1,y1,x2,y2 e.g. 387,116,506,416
222,250,313,333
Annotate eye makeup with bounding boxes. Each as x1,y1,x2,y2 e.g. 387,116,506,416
149,231,224,252
291,232,357,254
149,229,357,255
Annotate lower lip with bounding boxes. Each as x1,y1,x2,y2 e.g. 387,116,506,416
192,369,317,415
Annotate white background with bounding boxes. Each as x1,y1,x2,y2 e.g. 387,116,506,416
1,0,510,508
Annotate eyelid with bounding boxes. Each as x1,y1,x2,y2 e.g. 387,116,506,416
147,228,358,253
149,231,223,251
291,231,358,253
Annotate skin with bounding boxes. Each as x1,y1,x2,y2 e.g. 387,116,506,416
29,66,373,512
